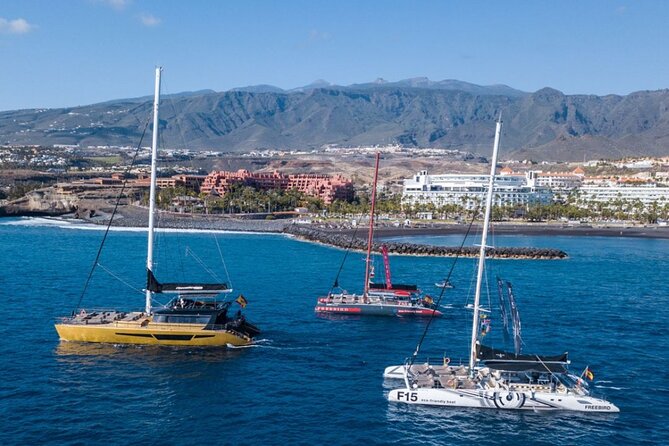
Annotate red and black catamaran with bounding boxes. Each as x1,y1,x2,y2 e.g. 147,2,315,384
315,153,442,317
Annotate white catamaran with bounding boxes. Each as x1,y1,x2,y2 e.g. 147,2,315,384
384,119,619,412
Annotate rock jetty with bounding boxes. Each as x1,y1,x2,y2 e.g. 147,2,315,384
283,225,568,259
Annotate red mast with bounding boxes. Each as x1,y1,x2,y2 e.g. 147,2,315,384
363,152,381,300
381,244,392,289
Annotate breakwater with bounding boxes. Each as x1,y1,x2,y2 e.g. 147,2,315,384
283,225,568,259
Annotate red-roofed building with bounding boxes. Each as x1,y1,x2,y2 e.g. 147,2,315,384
201,170,353,204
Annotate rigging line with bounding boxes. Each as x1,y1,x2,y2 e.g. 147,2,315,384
96,263,145,295
185,246,224,282
409,205,481,367
190,246,224,281
214,235,233,289
159,84,202,281
74,114,152,312
327,216,363,295
533,354,561,382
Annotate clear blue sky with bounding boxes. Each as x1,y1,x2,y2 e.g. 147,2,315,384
1,0,667,111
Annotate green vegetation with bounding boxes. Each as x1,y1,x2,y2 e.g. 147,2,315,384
143,183,326,213
145,184,669,225
203,183,325,214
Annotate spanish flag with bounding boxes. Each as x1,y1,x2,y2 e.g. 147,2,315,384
235,294,248,308
585,367,594,381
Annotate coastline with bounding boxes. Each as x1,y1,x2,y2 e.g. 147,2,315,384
4,205,669,240
83,205,669,240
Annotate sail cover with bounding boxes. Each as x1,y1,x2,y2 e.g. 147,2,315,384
506,281,523,356
147,269,229,294
496,277,510,340
477,344,569,373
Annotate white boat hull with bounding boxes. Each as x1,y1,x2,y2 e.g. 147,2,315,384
387,387,619,412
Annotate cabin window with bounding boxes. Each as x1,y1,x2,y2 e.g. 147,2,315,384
155,315,211,324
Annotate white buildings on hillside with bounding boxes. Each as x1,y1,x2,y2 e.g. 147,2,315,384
577,181,669,207
527,167,585,191
402,170,552,210
402,166,669,212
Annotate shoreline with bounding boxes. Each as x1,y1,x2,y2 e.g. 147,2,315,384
4,206,669,240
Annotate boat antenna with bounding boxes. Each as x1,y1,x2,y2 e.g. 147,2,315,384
145,66,162,315
468,116,502,377
363,152,381,301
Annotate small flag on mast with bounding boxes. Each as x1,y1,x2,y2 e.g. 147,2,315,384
235,294,248,308
584,367,594,381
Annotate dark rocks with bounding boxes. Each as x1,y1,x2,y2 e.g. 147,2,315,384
283,225,568,259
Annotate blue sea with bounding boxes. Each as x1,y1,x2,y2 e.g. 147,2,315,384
1,218,668,445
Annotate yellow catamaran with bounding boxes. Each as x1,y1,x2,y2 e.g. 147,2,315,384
55,68,260,347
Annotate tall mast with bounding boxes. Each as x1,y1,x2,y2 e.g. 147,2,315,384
468,117,502,375
145,67,162,314
363,152,381,300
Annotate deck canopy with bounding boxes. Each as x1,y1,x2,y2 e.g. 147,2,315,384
477,344,569,373
147,270,229,295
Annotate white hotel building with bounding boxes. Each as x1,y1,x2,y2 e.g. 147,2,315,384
402,171,552,210
577,181,669,207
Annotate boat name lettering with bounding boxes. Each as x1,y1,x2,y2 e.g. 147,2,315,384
585,405,611,411
397,391,418,402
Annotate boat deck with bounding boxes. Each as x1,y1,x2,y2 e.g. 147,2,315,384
315,294,441,316
65,311,146,325
402,364,583,395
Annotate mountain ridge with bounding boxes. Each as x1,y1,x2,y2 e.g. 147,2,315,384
1,78,668,162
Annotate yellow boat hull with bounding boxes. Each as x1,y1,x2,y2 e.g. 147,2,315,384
55,320,252,347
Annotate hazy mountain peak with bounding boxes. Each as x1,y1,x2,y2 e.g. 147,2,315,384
288,79,333,93
230,84,285,94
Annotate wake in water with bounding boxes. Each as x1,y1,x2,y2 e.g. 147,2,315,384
1,216,274,236
226,339,316,350
227,338,275,349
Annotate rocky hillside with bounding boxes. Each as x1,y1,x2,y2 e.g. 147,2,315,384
1,78,668,161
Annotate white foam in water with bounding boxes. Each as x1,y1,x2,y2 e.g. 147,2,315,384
0,216,272,236
226,339,288,349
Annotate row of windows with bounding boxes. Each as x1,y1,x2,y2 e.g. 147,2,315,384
153,315,211,324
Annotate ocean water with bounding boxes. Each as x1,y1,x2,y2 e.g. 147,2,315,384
1,218,668,445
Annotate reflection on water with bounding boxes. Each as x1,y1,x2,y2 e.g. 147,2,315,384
2,225,667,444
54,341,245,363
385,401,620,445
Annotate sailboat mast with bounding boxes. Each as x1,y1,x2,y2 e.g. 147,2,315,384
468,118,502,375
145,67,162,314
363,152,381,299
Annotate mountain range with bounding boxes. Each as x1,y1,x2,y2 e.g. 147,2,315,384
1,77,668,161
